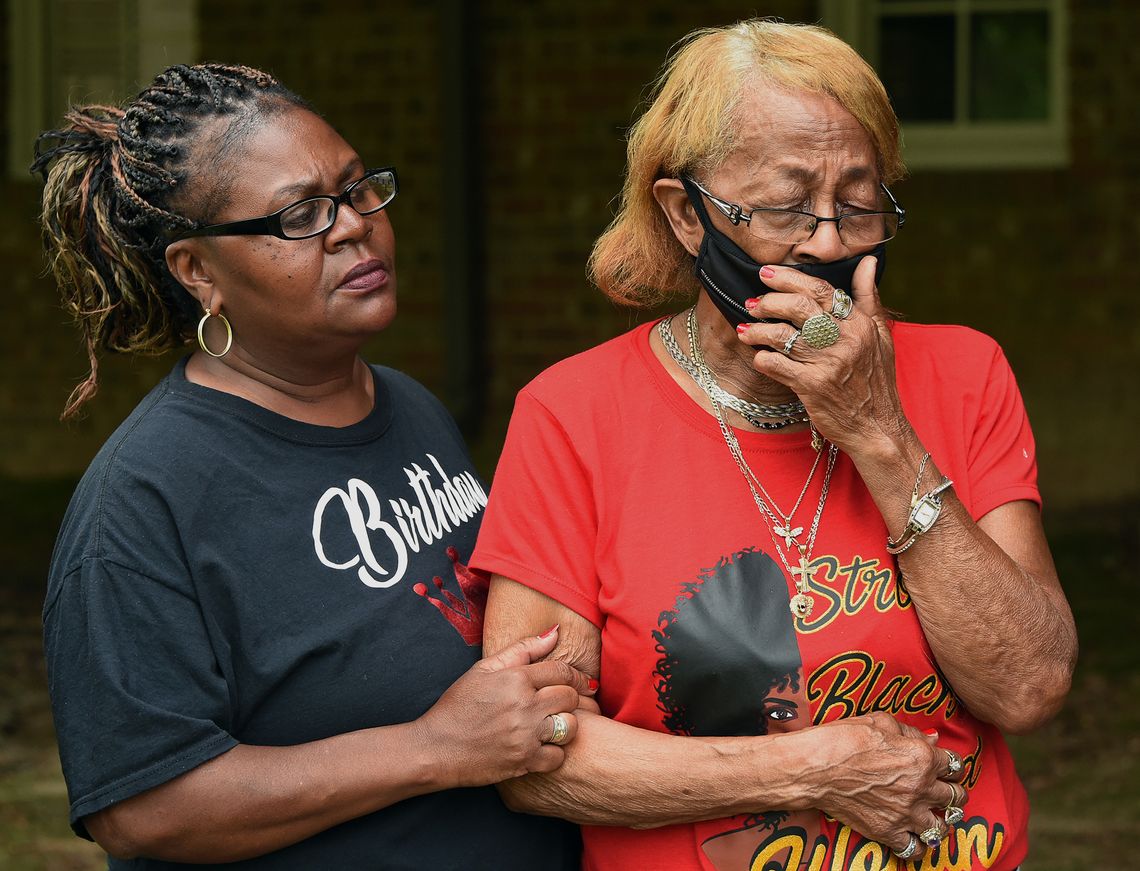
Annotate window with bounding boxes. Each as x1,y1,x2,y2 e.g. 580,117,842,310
6,0,198,180
822,0,1068,169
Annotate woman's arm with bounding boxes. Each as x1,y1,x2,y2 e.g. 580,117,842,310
485,576,963,851
85,629,592,863
741,258,1077,734
842,443,1075,734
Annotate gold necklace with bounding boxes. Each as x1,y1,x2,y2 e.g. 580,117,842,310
686,308,838,620
658,316,807,429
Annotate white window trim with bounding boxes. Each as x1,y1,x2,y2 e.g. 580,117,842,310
821,0,1069,170
7,0,199,181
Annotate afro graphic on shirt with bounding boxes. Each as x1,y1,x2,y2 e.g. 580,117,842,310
653,547,819,870
653,547,808,738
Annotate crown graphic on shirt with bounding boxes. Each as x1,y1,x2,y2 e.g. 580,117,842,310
413,547,489,646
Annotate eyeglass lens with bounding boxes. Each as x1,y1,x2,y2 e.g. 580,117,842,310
278,170,397,239
750,209,899,246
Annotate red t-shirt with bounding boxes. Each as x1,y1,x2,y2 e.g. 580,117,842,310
472,320,1039,871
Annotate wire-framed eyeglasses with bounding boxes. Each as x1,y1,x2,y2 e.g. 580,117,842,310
686,177,905,247
175,167,399,241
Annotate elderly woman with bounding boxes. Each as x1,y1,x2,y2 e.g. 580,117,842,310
36,63,589,869
472,20,1076,871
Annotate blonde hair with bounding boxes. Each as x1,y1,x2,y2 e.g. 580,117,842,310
588,19,905,307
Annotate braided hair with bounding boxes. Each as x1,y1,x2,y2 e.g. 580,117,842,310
32,63,309,419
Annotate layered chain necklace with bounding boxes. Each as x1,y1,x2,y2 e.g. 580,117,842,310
659,318,807,429
666,310,839,620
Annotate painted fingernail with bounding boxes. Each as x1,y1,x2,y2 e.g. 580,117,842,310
759,265,776,279
587,678,599,692
736,323,749,333
539,623,559,639
923,728,939,737
744,297,761,308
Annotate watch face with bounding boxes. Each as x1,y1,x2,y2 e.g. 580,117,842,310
912,496,941,531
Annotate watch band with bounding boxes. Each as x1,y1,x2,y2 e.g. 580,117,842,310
886,476,954,555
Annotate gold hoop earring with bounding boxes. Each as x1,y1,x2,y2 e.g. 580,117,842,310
197,309,233,358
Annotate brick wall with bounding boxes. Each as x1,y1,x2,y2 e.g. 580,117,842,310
1,0,1136,511
878,0,1140,508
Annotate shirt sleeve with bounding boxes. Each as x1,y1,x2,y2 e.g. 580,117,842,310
44,557,237,837
470,388,604,626
964,344,1041,519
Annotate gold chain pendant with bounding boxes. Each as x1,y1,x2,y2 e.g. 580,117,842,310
789,592,814,618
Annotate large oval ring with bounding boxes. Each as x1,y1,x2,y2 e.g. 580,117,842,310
830,288,854,320
944,749,963,777
544,713,570,746
893,834,920,860
781,330,801,356
800,313,840,349
919,826,943,847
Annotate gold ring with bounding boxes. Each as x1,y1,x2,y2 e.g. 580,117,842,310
945,749,963,777
830,288,854,319
800,313,840,349
919,826,943,847
545,713,570,745
893,834,920,860
944,782,966,809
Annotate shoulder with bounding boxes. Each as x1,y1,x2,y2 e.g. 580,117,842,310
519,322,656,411
368,364,466,443
891,321,1012,400
891,321,1004,369
370,364,438,400
47,373,201,596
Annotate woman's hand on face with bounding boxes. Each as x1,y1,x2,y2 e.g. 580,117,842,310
415,626,596,789
810,712,968,855
736,256,905,454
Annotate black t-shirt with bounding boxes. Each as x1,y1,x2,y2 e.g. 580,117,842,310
43,359,579,870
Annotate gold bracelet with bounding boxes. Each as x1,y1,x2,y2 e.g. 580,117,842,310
886,461,954,554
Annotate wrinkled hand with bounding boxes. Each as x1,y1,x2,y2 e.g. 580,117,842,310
416,627,596,788
812,712,968,855
737,256,906,454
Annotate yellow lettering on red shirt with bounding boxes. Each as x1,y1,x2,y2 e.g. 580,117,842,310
808,652,959,723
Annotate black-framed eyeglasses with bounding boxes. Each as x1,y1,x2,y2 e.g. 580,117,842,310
175,167,399,241
686,177,905,247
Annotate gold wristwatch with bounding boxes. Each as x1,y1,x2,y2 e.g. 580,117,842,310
886,477,954,555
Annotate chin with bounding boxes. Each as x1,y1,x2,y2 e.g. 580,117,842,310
358,286,398,334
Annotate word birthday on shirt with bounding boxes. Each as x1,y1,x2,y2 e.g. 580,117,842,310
311,454,488,588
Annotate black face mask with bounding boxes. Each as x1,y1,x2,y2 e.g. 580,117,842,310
680,177,887,326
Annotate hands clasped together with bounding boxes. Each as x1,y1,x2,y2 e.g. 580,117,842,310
416,626,594,788
812,712,969,858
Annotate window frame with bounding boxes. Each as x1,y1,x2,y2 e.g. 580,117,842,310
821,0,1069,170
6,0,198,181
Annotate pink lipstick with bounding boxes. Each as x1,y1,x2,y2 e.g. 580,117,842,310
337,259,389,292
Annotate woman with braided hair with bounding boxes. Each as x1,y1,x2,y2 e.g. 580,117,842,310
38,63,588,869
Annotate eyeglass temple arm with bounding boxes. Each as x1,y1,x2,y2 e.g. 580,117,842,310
688,179,746,225
880,184,906,226
179,216,276,239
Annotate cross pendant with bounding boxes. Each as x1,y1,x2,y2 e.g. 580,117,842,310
790,556,817,589
775,524,803,548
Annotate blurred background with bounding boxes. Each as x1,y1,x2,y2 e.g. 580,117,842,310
1,0,1136,868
